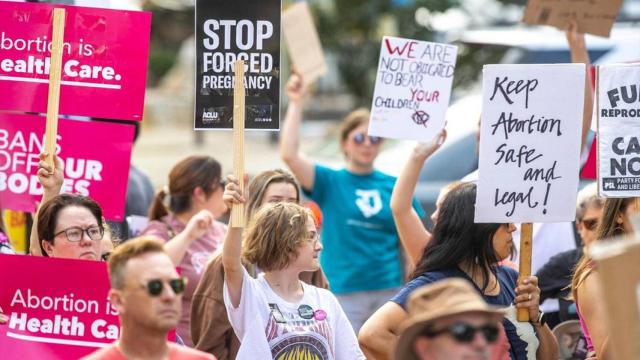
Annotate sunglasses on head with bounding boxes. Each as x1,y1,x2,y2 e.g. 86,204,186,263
352,133,381,145
423,322,500,344
142,278,187,297
581,218,598,231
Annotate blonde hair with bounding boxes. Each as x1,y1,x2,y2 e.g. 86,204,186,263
572,197,634,299
108,236,165,289
246,169,300,221
242,202,313,271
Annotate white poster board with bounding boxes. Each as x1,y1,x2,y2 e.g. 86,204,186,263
597,64,640,197
368,36,457,142
476,64,585,223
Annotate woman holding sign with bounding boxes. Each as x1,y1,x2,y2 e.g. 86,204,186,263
140,155,228,347
280,73,424,332
360,142,558,359
221,178,364,359
571,197,636,360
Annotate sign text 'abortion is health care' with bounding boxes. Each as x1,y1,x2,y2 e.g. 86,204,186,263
476,64,585,223
0,2,151,120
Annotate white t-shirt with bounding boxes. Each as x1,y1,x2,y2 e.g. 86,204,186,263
224,267,365,360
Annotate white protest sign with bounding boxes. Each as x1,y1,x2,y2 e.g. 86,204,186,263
597,64,640,197
368,36,457,142
476,64,585,223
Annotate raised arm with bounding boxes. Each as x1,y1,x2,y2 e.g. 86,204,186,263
566,20,593,151
163,210,214,265
279,73,315,191
358,302,407,360
391,130,446,265
221,175,246,308
30,153,64,256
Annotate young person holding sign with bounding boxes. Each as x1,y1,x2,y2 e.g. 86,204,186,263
571,197,636,360
360,181,558,359
280,73,423,331
221,180,364,359
190,169,328,360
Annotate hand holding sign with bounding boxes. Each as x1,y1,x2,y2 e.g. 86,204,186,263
223,175,247,209
37,152,64,199
0,305,7,324
285,72,309,105
412,128,447,160
514,275,541,323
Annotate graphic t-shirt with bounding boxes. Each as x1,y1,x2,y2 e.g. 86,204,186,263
304,165,424,294
391,266,539,360
223,268,365,360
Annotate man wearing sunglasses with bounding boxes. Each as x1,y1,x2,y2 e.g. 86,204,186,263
394,279,505,360
83,237,214,360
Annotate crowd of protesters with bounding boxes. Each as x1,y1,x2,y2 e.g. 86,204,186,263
0,20,636,360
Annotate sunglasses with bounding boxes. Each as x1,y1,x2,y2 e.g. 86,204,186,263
142,278,187,297
424,322,500,343
352,133,381,145
581,218,598,231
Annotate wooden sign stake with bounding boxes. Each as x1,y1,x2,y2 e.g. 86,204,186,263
231,60,245,228
44,8,66,170
518,222,533,322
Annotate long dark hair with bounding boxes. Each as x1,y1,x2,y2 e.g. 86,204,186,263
411,182,511,292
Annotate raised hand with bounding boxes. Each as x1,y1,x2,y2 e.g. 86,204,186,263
412,128,447,160
184,210,214,241
37,152,64,197
222,174,247,209
285,72,308,104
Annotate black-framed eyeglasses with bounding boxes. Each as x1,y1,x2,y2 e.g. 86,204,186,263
142,278,187,297
423,322,500,344
581,218,598,231
54,226,104,242
352,132,381,145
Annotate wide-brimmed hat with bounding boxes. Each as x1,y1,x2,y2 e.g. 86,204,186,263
394,278,505,360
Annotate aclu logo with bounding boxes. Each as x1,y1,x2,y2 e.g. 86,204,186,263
202,111,219,124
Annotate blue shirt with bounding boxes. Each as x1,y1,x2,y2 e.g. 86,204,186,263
304,165,424,294
391,266,538,360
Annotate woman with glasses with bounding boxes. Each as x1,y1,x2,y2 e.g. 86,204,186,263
222,180,365,359
571,197,636,360
359,182,559,360
280,73,423,332
190,169,328,359
140,155,227,347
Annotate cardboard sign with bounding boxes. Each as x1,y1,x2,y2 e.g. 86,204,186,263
590,238,640,360
597,64,640,197
195,0,281,130
0,2,151,120
0,254,118,359
368,36,457,142
0,114,134,221
282,2,327,85
476,64,585,223
522,0,624,38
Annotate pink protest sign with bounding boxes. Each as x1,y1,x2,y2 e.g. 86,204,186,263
0,254,118,359
0,2,151,120
0,113,133,221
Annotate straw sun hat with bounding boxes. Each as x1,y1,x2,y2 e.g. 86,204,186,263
395,278,505,360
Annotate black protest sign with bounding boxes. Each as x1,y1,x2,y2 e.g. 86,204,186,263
195,0,281,130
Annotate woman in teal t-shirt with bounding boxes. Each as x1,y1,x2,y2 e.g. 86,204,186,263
280,73,423,332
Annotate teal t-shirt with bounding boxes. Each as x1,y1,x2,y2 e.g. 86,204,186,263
303,165,424,294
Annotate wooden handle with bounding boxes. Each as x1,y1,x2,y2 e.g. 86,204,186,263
518,222,533,322
44,8,66,170
231,60,245,228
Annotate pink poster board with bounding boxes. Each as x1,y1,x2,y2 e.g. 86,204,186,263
0,2,151,120
0,254,118,359
0,113,134,221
